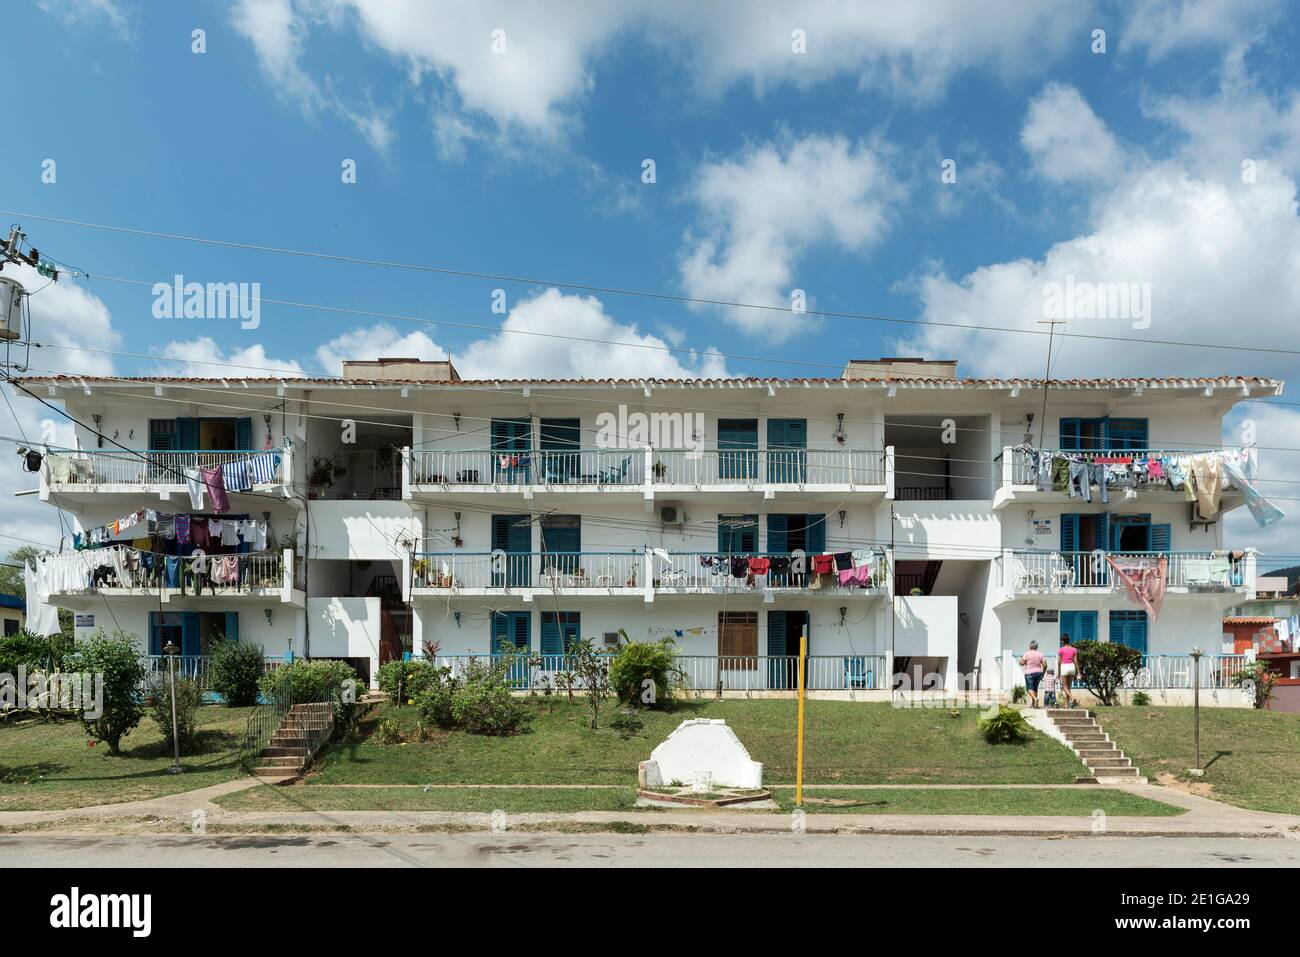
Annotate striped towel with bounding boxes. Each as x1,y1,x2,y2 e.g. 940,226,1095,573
248,452,280,485
222,459,252,492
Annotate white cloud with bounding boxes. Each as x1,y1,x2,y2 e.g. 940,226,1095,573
37,0,131,40
680,134,901,340
155,337,308,378
314,323,446,375
1224,402,1299,560
1021,82,1127,184
237,0,1089,147
229,0,395,152
454,289,728,380
1122,0,1284,60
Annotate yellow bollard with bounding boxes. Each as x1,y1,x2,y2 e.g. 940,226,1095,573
795,630,807,806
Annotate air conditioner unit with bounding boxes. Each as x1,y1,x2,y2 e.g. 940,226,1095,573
660,505,680,524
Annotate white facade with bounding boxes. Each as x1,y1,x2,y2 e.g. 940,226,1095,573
14,361,1279,693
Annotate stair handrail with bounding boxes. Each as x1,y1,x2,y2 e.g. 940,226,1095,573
239,681,294,771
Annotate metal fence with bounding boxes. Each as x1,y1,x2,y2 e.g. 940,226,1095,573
408,447,887,488
44,448,287,486
1002,551,1245,591
427,653,890,692
999,653,1248,690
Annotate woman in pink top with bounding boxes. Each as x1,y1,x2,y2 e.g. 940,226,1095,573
1018,641,1046,708
1058,635,1081,708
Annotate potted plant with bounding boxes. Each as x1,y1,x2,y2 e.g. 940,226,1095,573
652,460,668,480
308,455,347,497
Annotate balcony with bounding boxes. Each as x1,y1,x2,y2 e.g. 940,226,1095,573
41,546,304,608
410,550,887,599
404,446,891,503
39,447,293,505
998,549,1252,600
994,445,1248,510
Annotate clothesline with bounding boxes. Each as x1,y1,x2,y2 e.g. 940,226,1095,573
74,514,270,552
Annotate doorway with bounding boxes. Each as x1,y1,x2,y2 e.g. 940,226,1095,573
767,610,810,689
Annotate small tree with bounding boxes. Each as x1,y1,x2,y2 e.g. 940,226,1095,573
1075,639,1143,706
1231,661,1278,710
571,637,611,730
608,638,682,709
208,639,265,706
67,630,146,754
146,674,203,749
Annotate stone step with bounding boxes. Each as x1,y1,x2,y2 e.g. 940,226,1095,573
259,746,310,758
1095,767,1141,778
252,767,299,782
257,755,306,768
1086,759,1133,770
1063,731,1108,741
1047,709,1092,718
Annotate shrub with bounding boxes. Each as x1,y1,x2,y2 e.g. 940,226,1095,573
1131,690,1152,707
377,659,442,703
450,676,529,736
0,630,75,675
373,715,403,745
259,659,363,736
1009,685,1027,704
608,639,682,708
146,674,203,749
66,630,147,754
208,639,265,706
1231,661,1278,710
414,669,459,728
1075,639,1143,706
977,705,1029,743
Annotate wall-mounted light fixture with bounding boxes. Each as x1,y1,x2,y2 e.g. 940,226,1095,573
91,414,103,448
265,608,274,626
838,509,847,528
833,413,847,445
1027,606,1036,624
838,606,847,626
453,412,461,430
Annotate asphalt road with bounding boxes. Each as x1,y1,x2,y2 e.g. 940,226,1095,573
4,833,1299,867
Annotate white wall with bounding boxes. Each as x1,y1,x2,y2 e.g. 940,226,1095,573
309,596,382,680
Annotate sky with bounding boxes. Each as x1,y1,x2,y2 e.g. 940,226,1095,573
2,0,1300,561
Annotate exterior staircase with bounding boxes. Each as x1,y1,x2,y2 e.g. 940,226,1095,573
251,702,335,784
1045,708,1147,784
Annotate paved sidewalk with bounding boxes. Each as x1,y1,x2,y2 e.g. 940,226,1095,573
2,778,1298,838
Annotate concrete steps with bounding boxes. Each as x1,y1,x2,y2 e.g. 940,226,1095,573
251,703,334,785
1044,708,1146,784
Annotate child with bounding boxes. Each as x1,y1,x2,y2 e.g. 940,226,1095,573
1041,669,1058,707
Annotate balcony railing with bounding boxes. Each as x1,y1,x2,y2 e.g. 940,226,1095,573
429,653,890,692
1000,653,1248,690
412,550,885,592
42,448,288,488
1001,550,1248,592
406,447,888,489
46,547,289,595
1001,446,1247,491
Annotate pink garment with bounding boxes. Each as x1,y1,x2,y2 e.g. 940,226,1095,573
1058,645,1079,665
837,564,873,587
1147,459,1165,481
200,466,230,513
1020,649,1046,674
1107,555,1169,621
215,555,239,585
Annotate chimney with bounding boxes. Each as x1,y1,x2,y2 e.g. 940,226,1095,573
340,357,461,382
842,357,958,380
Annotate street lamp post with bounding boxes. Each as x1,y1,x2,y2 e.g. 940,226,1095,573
1189,646,1204,776
162,640,183,774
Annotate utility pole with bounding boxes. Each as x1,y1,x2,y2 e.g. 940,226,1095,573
1189,646,1204,776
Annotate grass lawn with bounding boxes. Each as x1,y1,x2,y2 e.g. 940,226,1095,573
310,699,1083,786
214,783,1182,816
1095,706,1300,815
0,705,255,811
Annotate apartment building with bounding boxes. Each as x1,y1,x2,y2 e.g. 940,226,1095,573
14,358,1278,693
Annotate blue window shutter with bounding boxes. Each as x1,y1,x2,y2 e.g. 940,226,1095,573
148,420,175,451
1095,513,1110,553
767,418,807,448
718,419,757,479
181,612,201,657
767,514,789,554
538,418,580,449
1060,514,1079,552
225,611,239,643
493,515,530,552
540,614,560,655
235,417,253,450
149,612,162,655
491,612,507,652
721,514,757,552
562,615,579,651
766,610,786,656
1097,416,1110,449
1109,611,1147,653
512,612,530,649
1108,418,1148,450
805,514,826,554
1080,611,1098,642
1150,523,1171,552
176,417,199,450
1059,418,1081,450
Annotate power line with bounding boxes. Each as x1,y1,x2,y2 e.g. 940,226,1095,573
6,208,1300,357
